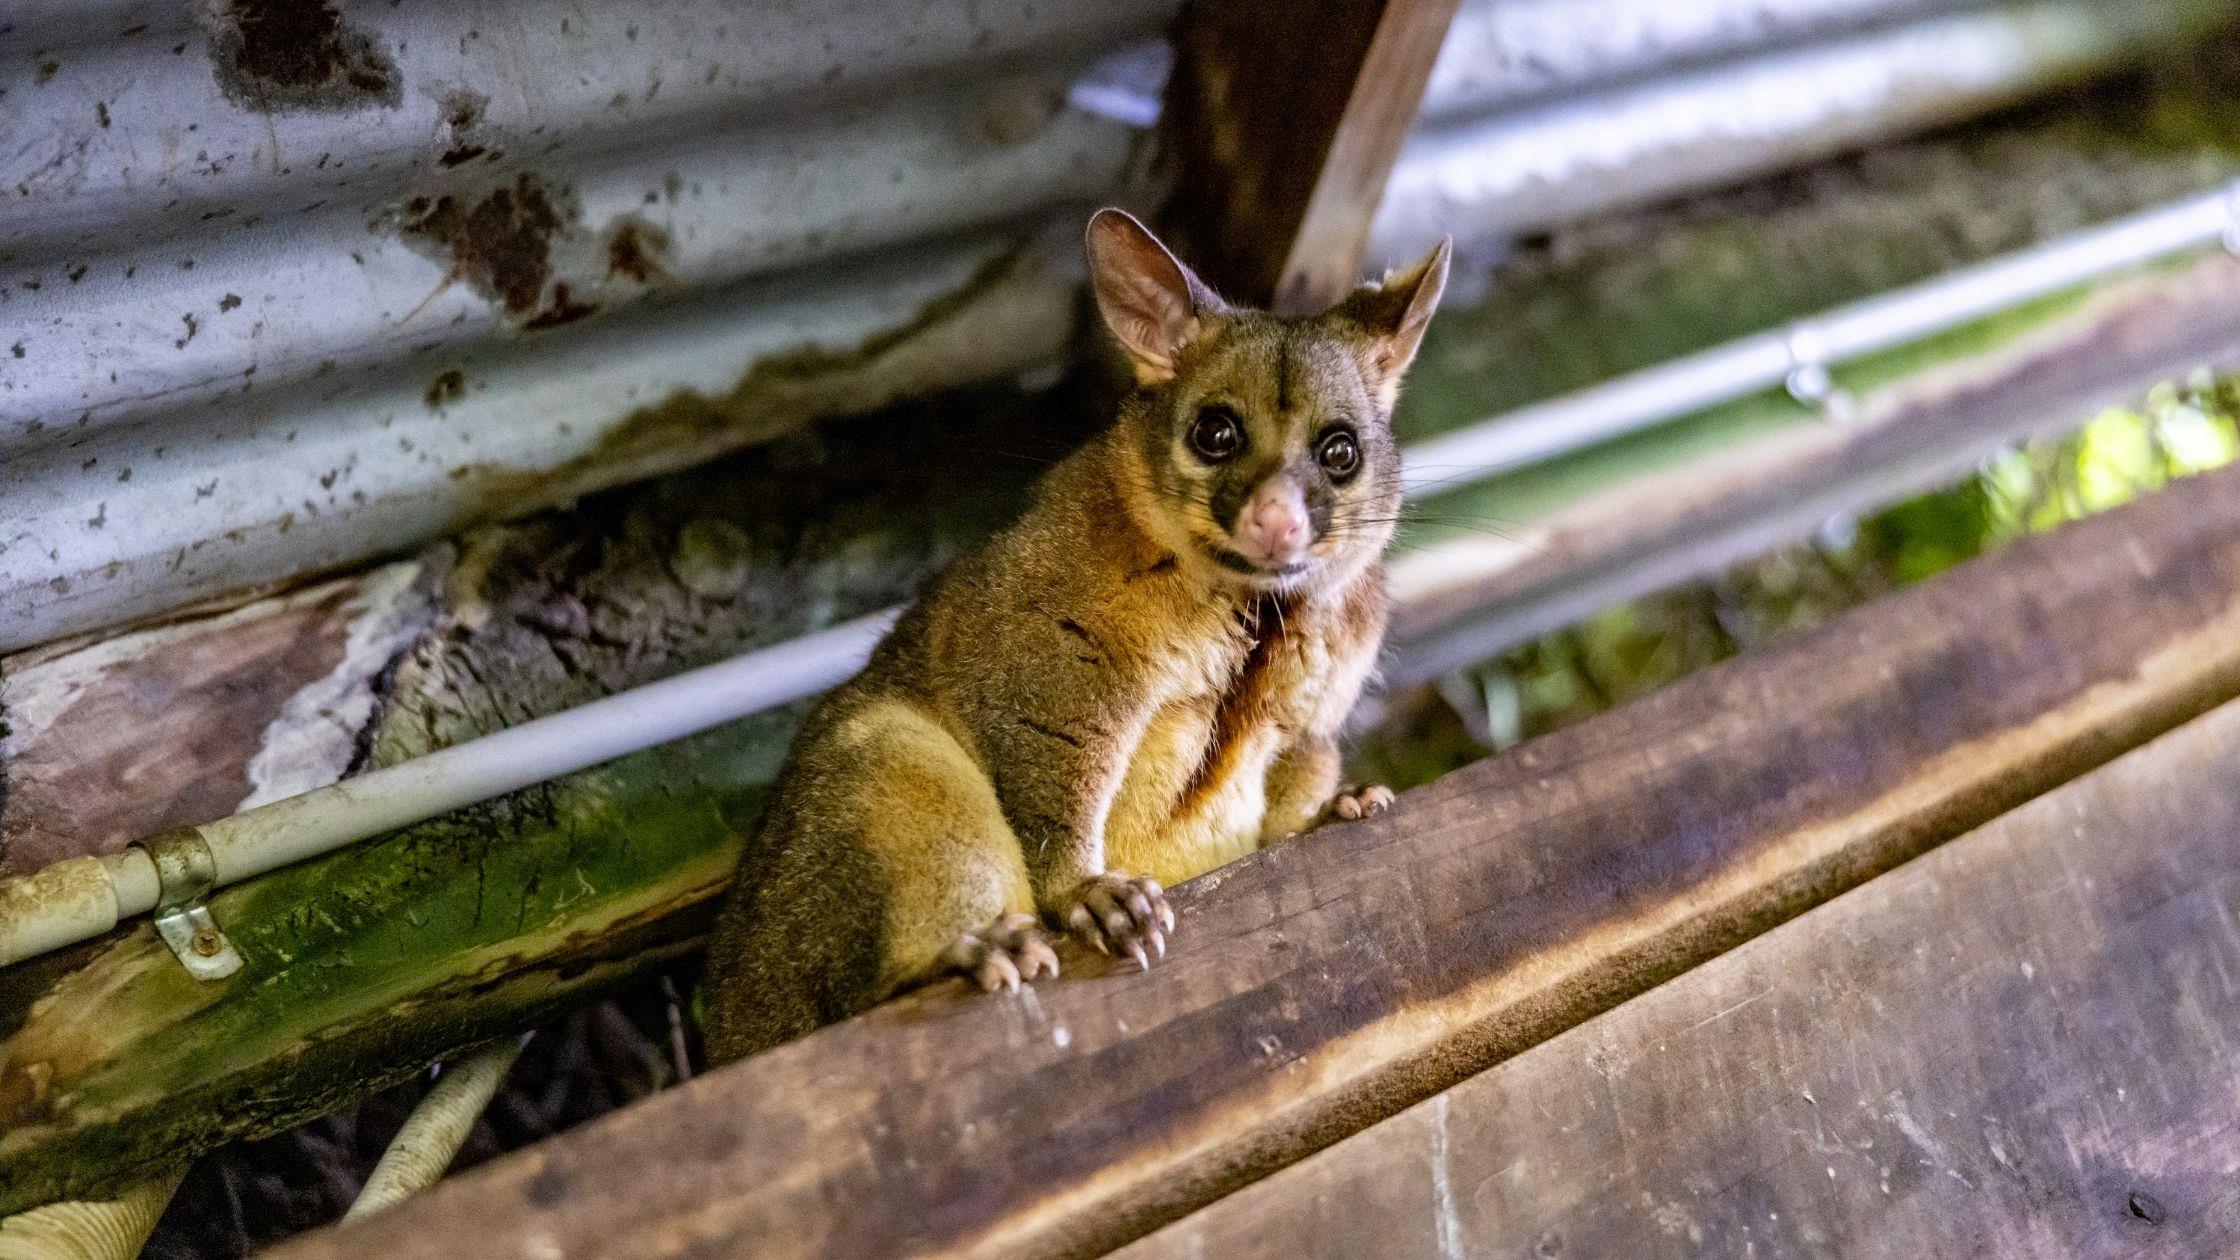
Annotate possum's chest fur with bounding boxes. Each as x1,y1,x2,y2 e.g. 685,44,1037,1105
1102,696,1269,884
1102,601,1341,886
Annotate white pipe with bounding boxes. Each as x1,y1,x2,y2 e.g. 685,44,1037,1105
200,610,895,891
1399,185,2237,494
0,1166,186,1260
344,1039,527,1220
0,611,894,966
1,186,2233,970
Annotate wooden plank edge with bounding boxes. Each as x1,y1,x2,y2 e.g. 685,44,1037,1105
1117,695,2240,1257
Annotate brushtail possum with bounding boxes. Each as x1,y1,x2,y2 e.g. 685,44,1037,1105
703,209,1449,1062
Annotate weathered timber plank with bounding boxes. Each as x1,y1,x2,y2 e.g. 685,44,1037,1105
1157,0,1461,311
266,463,2240,1260
1118,696,2240,1260
0,563,437,876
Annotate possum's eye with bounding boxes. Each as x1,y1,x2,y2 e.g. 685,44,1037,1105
1187,404,1245,462
1317,428,1360,479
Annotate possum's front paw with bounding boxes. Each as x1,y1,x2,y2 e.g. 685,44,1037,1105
1062,873,1174,971
942,912,1061,993
1322,784,1395,823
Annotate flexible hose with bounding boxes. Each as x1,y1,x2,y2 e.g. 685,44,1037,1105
0,1167,185,1260
344,1038,525,1221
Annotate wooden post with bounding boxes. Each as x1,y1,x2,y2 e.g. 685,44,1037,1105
263,462,2240,1260
1156,0,1462,312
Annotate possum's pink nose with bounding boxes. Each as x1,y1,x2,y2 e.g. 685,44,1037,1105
1236,478,1311,568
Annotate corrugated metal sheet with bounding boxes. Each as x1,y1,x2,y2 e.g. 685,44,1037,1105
1416,0,1971,122
1373,0,2237,260
1,0,2225,652
2,0,1169,649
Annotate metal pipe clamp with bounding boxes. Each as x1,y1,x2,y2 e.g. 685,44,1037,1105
130,827,243,981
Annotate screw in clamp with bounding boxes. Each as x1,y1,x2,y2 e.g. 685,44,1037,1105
1783,323,1855,424
131,826,244,981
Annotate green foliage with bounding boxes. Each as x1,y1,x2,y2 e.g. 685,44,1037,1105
1355,375,2240,791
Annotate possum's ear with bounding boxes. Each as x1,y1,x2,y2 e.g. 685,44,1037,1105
1085,208,1227,383
1335,237,1451,411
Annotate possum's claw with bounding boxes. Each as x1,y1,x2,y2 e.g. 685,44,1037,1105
943,912,1060,993
1323,784,1396,823
1062,872,1172,970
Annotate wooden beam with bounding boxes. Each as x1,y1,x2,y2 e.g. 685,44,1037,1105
265,463,2240,1260
0,567,433,877
1117,696,2240,1258
1156,0,1461,311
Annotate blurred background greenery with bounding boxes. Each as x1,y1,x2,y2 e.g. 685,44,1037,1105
1352,372,2240,790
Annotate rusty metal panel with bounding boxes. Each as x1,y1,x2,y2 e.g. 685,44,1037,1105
0,0,1170,650
1,0,2226,653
